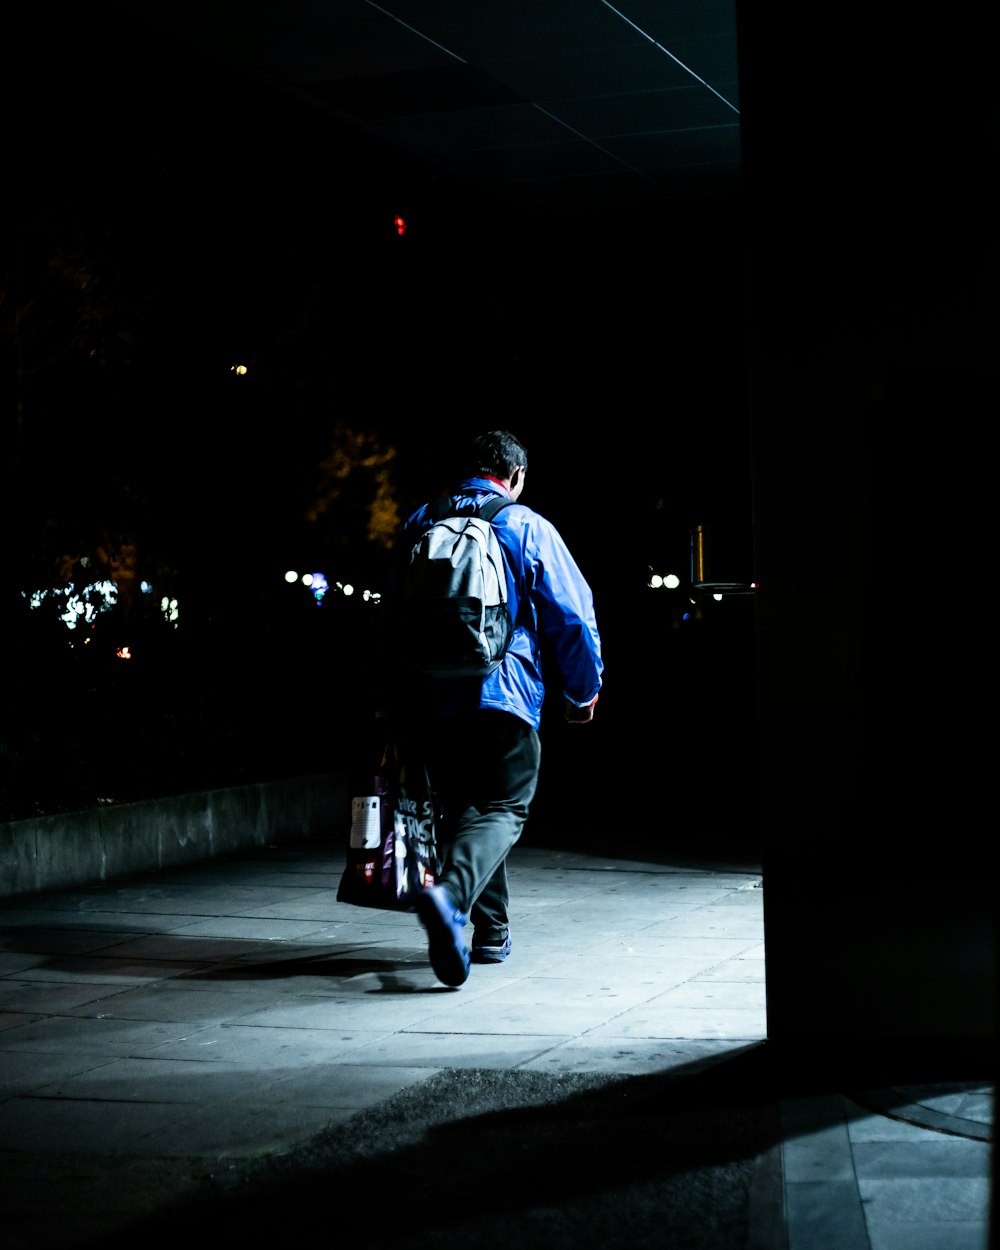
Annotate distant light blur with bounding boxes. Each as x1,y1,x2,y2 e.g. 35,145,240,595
23,557,706,645
23,581,119,630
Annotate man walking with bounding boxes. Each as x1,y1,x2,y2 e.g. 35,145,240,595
391,430,603,987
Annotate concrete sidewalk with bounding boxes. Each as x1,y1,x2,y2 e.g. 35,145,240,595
0,836,992,1249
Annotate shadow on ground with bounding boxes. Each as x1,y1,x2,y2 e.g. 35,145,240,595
9,1040,991,1250
95,1045,784,1250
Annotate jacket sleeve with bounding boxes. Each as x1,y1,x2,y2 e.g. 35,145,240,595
522,514,604,706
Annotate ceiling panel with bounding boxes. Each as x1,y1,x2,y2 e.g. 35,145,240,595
123,0,743,217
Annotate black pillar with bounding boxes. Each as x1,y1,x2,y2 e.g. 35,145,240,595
738,0,998,1080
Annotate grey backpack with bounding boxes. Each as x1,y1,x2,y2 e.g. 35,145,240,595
400,495,516,679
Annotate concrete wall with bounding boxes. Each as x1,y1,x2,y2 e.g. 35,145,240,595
0,773,348,900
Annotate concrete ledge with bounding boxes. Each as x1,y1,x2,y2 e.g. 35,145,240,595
0,772,348,899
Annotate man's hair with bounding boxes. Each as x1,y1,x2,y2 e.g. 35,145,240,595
470,430,528,479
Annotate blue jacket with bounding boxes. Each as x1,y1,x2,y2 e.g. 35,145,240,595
400,477,603,730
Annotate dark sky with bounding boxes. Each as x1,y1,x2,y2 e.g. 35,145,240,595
6,3,754,604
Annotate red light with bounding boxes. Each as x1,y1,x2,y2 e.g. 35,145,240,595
394,215,406,236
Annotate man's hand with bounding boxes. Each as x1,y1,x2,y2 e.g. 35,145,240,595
564,694,598,724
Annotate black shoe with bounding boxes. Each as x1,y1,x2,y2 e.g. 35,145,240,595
416,886,470,986
471,929,512,964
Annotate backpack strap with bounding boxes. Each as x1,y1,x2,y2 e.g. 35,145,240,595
424,493,512,523
476,495,514,522
474,495,524,624
424,495,457,523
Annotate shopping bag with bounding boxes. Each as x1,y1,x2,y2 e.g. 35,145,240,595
336,737,441,911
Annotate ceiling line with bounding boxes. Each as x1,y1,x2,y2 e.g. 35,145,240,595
599,0,740,114
531,104,654,182
365,1,469,63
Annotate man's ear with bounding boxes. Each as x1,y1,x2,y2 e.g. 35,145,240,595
509,465,525,497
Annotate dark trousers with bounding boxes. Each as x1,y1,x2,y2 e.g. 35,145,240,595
408,709,540,935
